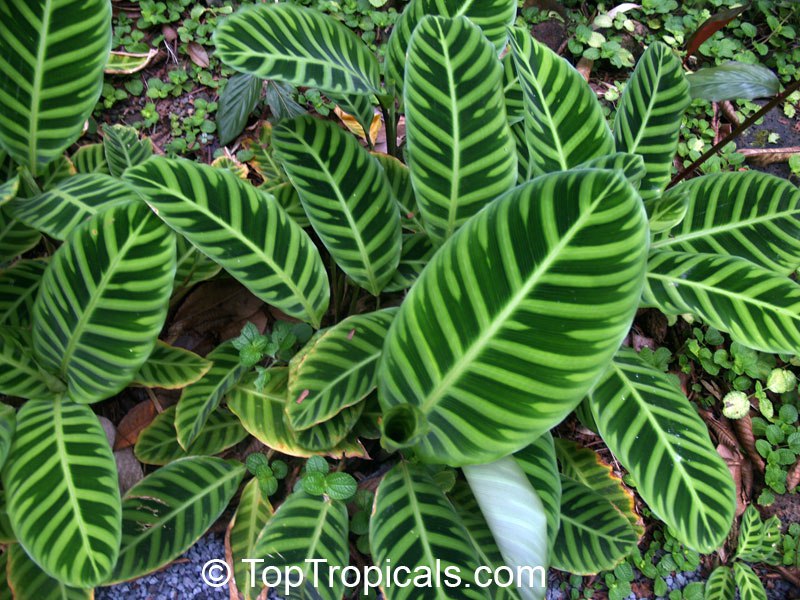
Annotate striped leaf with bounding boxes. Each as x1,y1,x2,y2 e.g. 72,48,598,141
253,491,348,600
510,119,532,183
173,235,222,291
404,15,517,243
463,456,549,600
273,116,401,295
0,174,19,207
705,566,735,600
736,505,781,563
2,399,121,587
514,432,561,551
103,125,153,178
648,188,689,233
72,143,109,175
0,489,13,543
132,341,212,389
552,476,638,575
218,73,263,146
378,169,648,465
214,3,380,95
109,456,245,583
32,201,176,404
269,183,310,228
733,562,766,600
0,403,14,470
384,0,517,89
383,233,435,293
503,52,524,126
6,544,91,600
588,348,735,552
244,122,287,186
126,157,329,327
227,477,273,600
175,341,247,450
510,28,613,177
0,0,111,175
135,405,248,466
0,207,40,265
652,172,800,274
0,328,58,399
0,258,46,327
577,152,646,190
293,401,364,452
39,156,76,191
369,462,490,599
644,250,800,355
287,308,397,430
8,173,138,240
372,152,424,233
614,42,690,202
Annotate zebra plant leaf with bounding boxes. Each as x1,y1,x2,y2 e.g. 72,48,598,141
173,235,222,291
576,153,646,190
269,182,310,228
614,42,690,202
214,3,381,95
72,143,109,175
705,566,735,600
383,233,435,293
103,125,153,177
272,116,401,295
514,432,561,551
126,157,330,327
372,152,424,233
652,172,800,274
109,456,245,583
293,401,364,452
503,51,524,125
6,544,92,600
510,28,613,178
736,505,781,563
0,328,58,399
733,562,767,600
2,399,121,587
0,208,40,265
0,402,14,470
369,462,491,599
2,256,45,325
131,341,212,389
32,201,176,404
379,170,648,465
8,173,138,240
648,189,689,233
0,0,111,174
0,174,19,206
645,251,800,355
588,348,735,552
404,15,516,243
226,477,273,600
287,308,397,430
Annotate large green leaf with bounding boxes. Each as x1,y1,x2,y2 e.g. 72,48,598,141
733,562,766,600
287,308,396,430
214,3,381,95
2,399,121,587
109,456,244,583
0,403,14,470
6,544,91,600
227,477,273,600
32,201,176,404
404,15,516,243
588,348,735,552
272,116,401,295
218,73,263,146
705,566,735,600
0,327,58,399
103,125,153,178
613,42,690,202
652,172,800,274
644,250,800,355
514,432,561,551
509,28,613,177
131,340,212,389
8,173,138,240
369,462,490,599
0,207,40,265
378,169,648,465
126,157,329,327
0,0,111,174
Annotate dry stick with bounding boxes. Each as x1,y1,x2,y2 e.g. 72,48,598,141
668,77,800,188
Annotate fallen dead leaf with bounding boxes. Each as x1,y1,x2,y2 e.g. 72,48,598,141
187,41,210,68
114,400,157,450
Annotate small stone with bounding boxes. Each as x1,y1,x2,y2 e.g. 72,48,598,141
98,416,116,447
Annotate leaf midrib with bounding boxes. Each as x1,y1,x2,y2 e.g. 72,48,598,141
29,0,53,174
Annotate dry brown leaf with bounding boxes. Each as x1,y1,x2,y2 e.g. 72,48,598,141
576,57,593,82
717,443,746,516
187,41,210,68
732,414,766,473
738,147,800,166
114,400,157,450
788,459,800,492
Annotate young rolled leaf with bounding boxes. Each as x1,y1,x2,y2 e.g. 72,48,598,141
514,432,561,551
379,169,648,465
6,543,91,600
131,341,212,389
32,201,176,404
383,233,436,293
404,15,517,243
688,62,780,102
217,73,263,145
0,208,41,265
2,399,121,587
645,251,800,355
0,403,14,470
652,172,800,275
126,157,330,327
272,116,401,295
0,259,46,328
510,28,613,177
0,328,58,400
733,562,767,600
214,3,381,95
0,0,111,174
227,477,273,600
705,566,735,600
71,143,109,175
614,42,690,202
103,125,153,177
109,456,245,583
588,348,735,553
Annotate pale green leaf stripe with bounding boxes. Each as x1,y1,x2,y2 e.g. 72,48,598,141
126,157,330,327
228,477,273,600
32,202,176,404
614,42,689,201
705,566,735,600
0,0,111,175
287,308,397,430
103,125,153,177
552,476,638,575
378,170,648,465
404,15,517,243
0,207,41,265
253,491,348,600
514,432,561,551
132,340,212,389
588,348,735,553
272,116,401,295
2,399,121,587
214,3,380,94
175,341,247,450
0,258,47,327
109,456,245,583
510,28,613,177
0,328,55,400
652,172,800,274
644,250,800,355
72,142,109,175
8,173,138,240
0,403,14,470
369,462,491,600
6,543,91,600
733,562,767,600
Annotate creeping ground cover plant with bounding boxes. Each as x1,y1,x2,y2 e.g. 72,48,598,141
1,0,800,598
